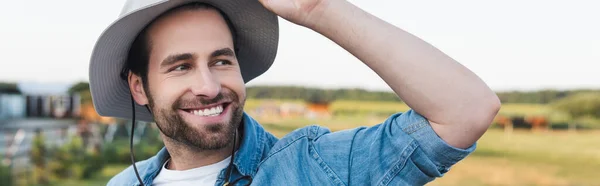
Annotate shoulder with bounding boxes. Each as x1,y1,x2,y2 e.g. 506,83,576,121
266,124,367,156
264,110,431,148
107,148,168,186
275,125,330,144
107,158,152,186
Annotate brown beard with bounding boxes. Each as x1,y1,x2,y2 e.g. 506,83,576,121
148,89,244,150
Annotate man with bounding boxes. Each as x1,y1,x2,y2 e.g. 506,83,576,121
89,0,500,185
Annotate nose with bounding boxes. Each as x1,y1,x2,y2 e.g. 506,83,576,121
189,67,221,99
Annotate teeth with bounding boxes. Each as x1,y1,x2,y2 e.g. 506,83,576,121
190,105,224,117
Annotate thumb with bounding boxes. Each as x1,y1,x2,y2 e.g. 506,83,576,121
258,0,275,12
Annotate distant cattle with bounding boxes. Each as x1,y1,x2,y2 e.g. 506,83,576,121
494,115,548,130
525,116,549,130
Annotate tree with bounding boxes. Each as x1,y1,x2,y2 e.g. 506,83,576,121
0,82,20,94
67,82,90,94
245,85,402,102
306,91,334,104
551,92,600,129
68,82,93,104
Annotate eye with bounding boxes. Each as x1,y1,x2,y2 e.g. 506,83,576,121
213,60,232,66
171,64,190,72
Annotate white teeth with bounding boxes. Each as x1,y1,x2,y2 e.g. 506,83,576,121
189,105,224,117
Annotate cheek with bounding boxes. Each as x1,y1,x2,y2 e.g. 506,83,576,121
148,79,186,106
215,71,246,98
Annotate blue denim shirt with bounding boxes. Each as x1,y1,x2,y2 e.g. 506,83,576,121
108,110,476,186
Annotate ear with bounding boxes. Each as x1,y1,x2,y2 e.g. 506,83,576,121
128,72,149,106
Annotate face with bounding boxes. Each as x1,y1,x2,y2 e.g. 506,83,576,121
128,8,246,150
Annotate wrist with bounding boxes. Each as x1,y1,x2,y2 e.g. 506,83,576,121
302,0,342,30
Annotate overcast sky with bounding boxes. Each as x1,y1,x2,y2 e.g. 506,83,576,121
1,0,598,92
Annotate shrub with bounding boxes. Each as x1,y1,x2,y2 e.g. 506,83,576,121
82,145,104,179
102,124,164,165
48,135,105,180
0,160,12,186
30,129,49,185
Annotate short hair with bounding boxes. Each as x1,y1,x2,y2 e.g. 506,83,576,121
120,3,238,90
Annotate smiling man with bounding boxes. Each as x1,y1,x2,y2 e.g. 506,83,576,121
89,0,500,185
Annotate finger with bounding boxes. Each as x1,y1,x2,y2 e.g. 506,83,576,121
258,0,277,14
258,0,270,9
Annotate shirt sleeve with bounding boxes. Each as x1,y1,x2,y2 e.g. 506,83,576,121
307,109,476,185
339,109,476,185
396,110,476,174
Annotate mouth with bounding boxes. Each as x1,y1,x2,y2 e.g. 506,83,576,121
180,102,231,117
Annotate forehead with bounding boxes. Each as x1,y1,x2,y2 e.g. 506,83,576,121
146,7,234,58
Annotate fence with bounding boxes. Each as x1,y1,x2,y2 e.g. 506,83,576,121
0,119,77,185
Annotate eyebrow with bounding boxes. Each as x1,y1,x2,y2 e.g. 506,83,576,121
160,53,194,68
159,48,235,69
210,48,235,58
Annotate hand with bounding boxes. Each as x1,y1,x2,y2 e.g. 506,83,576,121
258,0,329,28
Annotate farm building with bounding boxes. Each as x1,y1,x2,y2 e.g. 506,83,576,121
0,83,81,121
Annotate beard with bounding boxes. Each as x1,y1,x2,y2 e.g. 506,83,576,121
147,89,244,150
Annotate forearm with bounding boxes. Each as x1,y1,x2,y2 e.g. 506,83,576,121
307,0,500,148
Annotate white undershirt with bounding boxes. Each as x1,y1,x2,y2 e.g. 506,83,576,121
152,156,231,186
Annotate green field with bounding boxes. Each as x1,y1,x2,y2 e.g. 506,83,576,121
427,129,600,185
259,120,600,185
52,165,129,186
49,99,599,185
249,99,600,185
15,164,129,186
53,129,600,186
246,99,551,117
247,99,600,128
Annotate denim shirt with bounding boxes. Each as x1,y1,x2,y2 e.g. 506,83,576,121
107,110,476,186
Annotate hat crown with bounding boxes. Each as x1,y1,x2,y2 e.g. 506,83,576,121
120,0,166,16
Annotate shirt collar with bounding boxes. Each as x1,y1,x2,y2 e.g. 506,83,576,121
141,145,170,185
231,112,267,177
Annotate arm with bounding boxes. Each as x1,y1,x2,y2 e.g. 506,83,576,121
260,0,501,149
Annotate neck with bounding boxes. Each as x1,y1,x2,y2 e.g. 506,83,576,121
161,131,239,170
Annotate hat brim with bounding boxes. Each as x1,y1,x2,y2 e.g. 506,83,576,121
89,0,278,122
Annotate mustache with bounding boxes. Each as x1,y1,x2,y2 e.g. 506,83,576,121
173,91,238,109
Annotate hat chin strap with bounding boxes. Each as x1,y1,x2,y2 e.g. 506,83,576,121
130,95,145,186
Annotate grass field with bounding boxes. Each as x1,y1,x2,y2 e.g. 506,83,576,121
247,99,600,128
49,99,600,185
427,129,600,185
52,127,600,186
260,121,600,185
246,99,553,117
16,164,129,186
51,164,129,186
249,99,600,185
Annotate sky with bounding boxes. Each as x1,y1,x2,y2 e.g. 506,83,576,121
0,0,598,92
